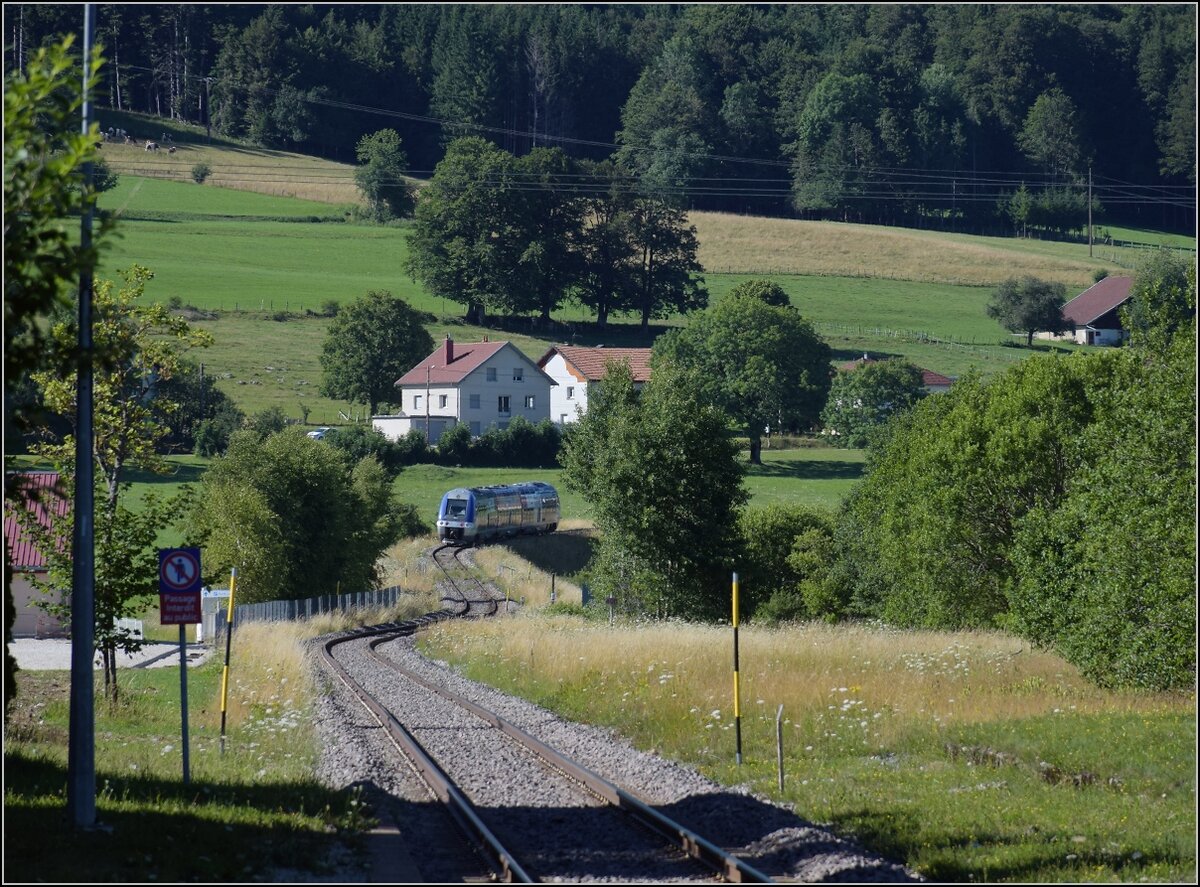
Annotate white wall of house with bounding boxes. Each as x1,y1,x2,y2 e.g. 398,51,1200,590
542,352,588,425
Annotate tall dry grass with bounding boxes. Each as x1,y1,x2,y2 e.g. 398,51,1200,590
691,211,1104,288
422,616,1182,752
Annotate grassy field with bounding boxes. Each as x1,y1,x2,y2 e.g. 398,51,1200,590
88,154,1192,424
3,606,432,882
419,614,1197,883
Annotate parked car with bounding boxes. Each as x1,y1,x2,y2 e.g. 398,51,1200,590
306,427,334,440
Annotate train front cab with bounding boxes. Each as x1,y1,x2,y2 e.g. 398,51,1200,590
437,489,475,542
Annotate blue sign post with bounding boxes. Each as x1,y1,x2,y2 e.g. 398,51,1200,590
159,547,201,785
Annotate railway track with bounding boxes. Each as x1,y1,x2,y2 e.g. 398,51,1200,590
431,542,502,617
316,549,775,882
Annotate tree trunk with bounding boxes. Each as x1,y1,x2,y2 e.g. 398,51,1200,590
749,434,763,466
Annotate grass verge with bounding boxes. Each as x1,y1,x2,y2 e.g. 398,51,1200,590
417,614,1196,883
3,598,434,882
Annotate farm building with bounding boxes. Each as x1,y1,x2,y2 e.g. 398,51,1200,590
536,346,653,425
838,354,954,394
1040,276,1133,346
4,471,69,638
372,336,555,444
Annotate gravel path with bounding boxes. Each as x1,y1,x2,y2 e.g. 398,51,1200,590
307,627,922,883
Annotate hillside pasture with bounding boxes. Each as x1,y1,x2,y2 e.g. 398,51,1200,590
692,211,1193,287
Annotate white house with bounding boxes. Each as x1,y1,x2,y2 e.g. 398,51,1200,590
536,346,653,425
372,336,554,444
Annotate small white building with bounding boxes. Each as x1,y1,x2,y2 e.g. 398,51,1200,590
372,336,555,444
536,346,653,425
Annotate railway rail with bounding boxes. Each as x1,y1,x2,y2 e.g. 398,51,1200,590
316,545,775,883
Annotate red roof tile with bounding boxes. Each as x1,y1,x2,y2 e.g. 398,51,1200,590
395,337,509,387
537,346,653,383
1061,276,1133,326
4,472,69,571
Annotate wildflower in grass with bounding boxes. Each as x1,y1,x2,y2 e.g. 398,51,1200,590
711,709,721,719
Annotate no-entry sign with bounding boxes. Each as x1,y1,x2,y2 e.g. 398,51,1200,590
159,548,202,624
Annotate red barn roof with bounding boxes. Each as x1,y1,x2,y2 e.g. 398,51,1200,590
1061,276,1133,327
537,346,653,383
4,472,69,572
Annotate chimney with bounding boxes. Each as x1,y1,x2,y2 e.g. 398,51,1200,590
443,335,454,364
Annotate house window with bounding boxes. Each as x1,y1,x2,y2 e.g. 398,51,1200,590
413,395,422,410
469,421,480,436
566,386,574,400
524,395,536,409
486,367,497,382
439,395,448,409
469,394,480,409
498,396,510,414
513,367,524,382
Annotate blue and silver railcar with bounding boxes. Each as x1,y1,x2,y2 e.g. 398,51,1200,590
437,481,560,543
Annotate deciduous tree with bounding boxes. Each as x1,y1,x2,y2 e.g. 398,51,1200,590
319,290,433,416
986,275,1071,345
654,288,831,463
354,128,414,220
187,430,416,603
821,358,926,448
560,362,746,619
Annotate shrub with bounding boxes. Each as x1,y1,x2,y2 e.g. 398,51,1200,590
191,162,212,184
320,299,340,317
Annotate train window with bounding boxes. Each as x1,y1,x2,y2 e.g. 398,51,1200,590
445,498,468,517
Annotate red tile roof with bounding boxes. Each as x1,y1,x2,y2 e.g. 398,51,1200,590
395,337,509,387
1061,276,1133,327
4,472,69,571
537,346,653,383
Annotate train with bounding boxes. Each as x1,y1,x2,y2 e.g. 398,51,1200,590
437,481,560,543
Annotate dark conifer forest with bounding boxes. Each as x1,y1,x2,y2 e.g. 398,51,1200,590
6,4,1195,233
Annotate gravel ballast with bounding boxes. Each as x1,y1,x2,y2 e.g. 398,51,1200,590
308,627,922,883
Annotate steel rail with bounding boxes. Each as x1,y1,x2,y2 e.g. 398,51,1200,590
367,635,775,884
321,624,534,883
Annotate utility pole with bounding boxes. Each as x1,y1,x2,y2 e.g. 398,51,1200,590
68,2,97,830
1088,166,1093,258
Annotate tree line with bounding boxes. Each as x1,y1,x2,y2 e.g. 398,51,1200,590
563,252,1194,690
7,4,1195,233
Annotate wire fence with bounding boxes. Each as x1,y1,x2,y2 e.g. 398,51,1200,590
212,585,411,635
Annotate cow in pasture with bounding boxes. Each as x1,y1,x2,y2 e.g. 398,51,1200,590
145,141,159,152
167,145,177,154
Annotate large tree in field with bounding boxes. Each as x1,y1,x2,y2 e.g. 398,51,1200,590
319,290,433,416
405,136,512,324
986,276,1071,345
187,430,415,603
354,128,415,220
654,284,832,464
627,197,707,332
559,361,746,620
1121,249,1195,350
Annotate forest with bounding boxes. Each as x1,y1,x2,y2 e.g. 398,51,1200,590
6,3,1195,234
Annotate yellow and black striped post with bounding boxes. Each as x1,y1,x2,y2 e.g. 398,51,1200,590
219,567,236,755
732,572,743,765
